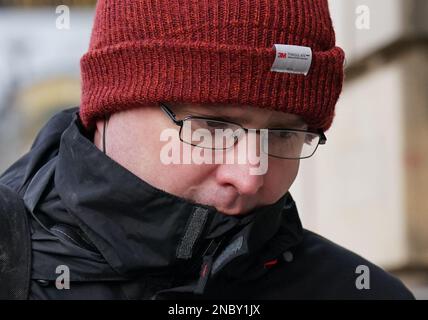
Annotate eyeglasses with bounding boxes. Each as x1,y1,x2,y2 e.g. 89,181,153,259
159,102,327,160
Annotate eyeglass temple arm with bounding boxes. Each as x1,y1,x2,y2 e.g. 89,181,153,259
160,102,183,125
318,130,327,145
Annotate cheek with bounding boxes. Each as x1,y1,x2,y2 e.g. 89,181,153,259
142,128,216,195
105,109,213,198
108,112,168,185
159,163,214,195
263,159,300,202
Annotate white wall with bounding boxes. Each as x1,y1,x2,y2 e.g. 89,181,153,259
291,0,410,268
291,62,408,268
329,0,404,62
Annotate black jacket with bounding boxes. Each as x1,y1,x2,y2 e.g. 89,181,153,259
0,108,415,300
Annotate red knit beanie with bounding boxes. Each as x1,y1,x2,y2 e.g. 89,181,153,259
80,0,345,131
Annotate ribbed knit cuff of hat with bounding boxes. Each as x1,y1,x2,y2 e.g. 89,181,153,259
79,1,345,132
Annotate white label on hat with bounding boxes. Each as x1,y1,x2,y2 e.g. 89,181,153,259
271,44,313,76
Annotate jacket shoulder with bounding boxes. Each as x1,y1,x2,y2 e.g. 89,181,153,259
0,107,78,191
27,107,79,153
0,184,32,299
300,230,414,299
254,230,415,300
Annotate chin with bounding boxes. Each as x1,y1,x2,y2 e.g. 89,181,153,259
188,191,258,216
213,204,254,216
217,209,245,216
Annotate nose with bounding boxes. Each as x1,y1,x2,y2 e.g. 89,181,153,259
214,132,266,196
215,163,265,196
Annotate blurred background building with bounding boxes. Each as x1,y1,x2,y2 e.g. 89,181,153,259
0,0,427,298
292,0,428,299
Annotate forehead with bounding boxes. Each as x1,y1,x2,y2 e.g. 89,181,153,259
171,102,307,128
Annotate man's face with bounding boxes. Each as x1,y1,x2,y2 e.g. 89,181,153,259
94,103,307,216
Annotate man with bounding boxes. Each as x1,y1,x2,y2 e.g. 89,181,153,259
0,0,414,299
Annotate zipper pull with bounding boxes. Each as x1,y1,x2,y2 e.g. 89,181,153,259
194,255,214,295
194,238,223,295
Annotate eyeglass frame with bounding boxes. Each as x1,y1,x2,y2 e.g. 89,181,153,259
159,101,327,160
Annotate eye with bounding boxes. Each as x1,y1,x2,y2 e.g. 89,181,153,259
206,120,228,129
278,131,296,139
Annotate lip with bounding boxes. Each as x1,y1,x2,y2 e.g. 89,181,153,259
204,189,254,216
187,185,257,216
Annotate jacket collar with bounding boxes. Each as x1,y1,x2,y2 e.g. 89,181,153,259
28,110,303,296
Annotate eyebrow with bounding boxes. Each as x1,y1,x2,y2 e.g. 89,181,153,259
267,118,308,129
177,105,308,129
